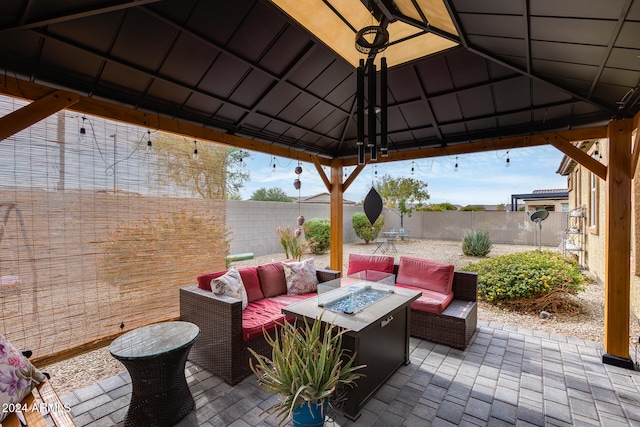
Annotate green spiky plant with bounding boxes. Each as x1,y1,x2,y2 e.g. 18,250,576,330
248,316,365,426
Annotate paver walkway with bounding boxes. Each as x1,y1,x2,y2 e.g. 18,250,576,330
63,320,640,426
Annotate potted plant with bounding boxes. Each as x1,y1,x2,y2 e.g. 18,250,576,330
248,316,364,427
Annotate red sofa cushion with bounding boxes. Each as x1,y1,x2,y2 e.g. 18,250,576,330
257,261,287,297
346,253,395,275
396,256,454,295
197,267,264,302
395,283,454,313
241,293,316,341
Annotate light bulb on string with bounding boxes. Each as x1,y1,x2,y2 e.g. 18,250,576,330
272,157,276,172
192,140,199,160
146,130,153,153
506,151,510,167
411,161,415,175
79,116,87,141
454,156,458,172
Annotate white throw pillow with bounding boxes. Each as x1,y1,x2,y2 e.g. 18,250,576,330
211,267,248,310
283,258,319,295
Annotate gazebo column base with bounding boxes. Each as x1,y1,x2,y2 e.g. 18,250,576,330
602,353,635,370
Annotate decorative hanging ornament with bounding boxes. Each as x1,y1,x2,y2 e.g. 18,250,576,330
297,215,305,226
293,178,301,190
295,165,303,175
295,228,302,238
363,187,383,225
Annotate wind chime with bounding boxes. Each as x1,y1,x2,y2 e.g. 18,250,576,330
293,162,304,237
355,23,389,225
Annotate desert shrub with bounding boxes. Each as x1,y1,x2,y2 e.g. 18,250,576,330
276,225,315,261
352,212,384,243
462,250,586,313
462,230,492,256
303,218,330,254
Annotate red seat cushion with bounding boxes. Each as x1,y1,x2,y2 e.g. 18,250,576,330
395,284,454,313
257,261,288,297
196,267,264,302
241,293,316,341
396,256,454,295
346,253,395,275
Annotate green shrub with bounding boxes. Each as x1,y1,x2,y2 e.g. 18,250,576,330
462,230,492,256
352,212,384,243
462,250,586,308
303,218,330,254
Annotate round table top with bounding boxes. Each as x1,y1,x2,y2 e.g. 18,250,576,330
109,321,199,360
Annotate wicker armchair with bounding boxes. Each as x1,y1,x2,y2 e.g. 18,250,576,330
394,264,478,350
180,268,340,385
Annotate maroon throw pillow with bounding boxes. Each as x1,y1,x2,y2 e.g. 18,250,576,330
257,261,288,297
197,270,227,291
238,267,264,302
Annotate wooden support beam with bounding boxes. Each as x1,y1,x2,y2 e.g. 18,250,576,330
0,90,78,141
341,127,608,166
343,164,365,192
546,132,608,180
602,118,634,369
630,111,640,179
329,159,343,272
312,156,332,191
0,75,332,165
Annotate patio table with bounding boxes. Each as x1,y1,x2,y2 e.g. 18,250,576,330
109,321,200,427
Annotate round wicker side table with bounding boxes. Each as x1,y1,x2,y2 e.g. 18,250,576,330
110,321,200,427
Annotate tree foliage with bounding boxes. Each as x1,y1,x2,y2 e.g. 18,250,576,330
375,174,430,226
352,212,384,243
150,133,250,199
419,202,457,212
251,187,292,202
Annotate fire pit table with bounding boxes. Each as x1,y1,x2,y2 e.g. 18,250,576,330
282,272,421,420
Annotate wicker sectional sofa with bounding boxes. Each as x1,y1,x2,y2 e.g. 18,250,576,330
179,260,340,385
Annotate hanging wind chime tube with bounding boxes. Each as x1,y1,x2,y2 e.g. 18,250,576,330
380,56,388,156
357,59,365,165
367,58,377,161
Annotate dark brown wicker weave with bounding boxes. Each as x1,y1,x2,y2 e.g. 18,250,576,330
179,268,340,385
112,333,198,427
394,264,478,350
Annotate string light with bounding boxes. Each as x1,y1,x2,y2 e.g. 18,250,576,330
411,161,415,175
79,116,87,141
506,151,510,167
146,130,152,153
593,141,602,159
454,156,458,172
192,140,198,160
272,156,276,172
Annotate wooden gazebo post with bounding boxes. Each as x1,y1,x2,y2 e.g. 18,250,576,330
329,159,344,273
602,118,634,368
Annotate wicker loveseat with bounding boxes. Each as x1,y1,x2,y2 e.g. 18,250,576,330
348,254,478,350
179,260,340,385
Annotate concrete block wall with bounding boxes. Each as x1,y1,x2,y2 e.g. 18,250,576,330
226,201,362,256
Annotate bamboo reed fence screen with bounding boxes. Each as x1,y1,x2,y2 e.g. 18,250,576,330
0,96,228,360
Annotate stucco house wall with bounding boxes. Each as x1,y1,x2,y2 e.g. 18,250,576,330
562,140,640,319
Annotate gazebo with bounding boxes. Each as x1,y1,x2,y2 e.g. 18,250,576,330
0,0,638,368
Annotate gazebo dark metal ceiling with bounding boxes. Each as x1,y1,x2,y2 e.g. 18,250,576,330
0,0,638,163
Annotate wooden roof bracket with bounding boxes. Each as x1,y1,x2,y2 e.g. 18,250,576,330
546,132,607,181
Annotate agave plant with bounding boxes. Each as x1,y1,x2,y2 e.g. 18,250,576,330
248,316,365,426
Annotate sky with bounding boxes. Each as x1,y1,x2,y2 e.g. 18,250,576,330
237,145,569,207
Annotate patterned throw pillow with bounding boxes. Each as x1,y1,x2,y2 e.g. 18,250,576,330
283,258,319,295
0,334,47,422
211,267,248,310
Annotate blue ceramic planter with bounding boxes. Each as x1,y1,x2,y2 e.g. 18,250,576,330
291,400,327,427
